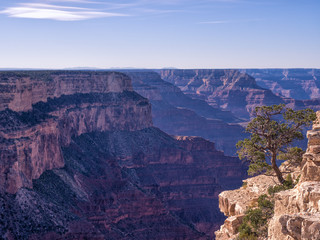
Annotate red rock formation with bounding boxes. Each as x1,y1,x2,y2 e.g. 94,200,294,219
0,71,247,239
0,71,151,194
0,71,133,112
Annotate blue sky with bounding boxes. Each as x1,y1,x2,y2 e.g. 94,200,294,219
0,0,319,69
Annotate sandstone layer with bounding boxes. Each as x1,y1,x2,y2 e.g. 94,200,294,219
0,71,132,112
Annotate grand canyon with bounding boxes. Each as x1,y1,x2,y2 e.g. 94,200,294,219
0,68,319,239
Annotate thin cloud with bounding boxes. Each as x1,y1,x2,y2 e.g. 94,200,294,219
0,2,129,21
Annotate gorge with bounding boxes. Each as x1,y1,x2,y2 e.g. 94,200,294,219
1,68,319,240
0,70,247,239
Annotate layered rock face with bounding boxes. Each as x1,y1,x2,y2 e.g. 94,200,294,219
0,71,151,194
215,111,320,240
124,71,245,155
0,71,133,112
243,69,320,100
0,71,247,239
159,69,284,119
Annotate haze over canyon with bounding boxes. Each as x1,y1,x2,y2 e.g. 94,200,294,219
0,68,319,239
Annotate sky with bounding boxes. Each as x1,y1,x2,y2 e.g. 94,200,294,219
0,0,319,69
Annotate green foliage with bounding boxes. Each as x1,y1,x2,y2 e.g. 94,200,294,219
242,181,248,188
278,147,304,164
258,194,274,211
238,222,256,239
238,194,274,239
244,208,264,230
237,104,316,184
267,174,295,196
238,174,299,239
295,174,301,185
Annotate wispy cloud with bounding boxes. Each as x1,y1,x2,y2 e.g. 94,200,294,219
0,0,250,21
0,1,128,21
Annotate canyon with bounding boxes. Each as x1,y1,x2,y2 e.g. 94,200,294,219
123,71,245,155
0,71,247,239
159,69,320,120
1,68,319,239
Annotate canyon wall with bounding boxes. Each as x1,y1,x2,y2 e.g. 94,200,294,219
159,69,284,119
0,71,133,112
243,69,320,100
124,71,245,155
0,71,247,239
159,69,320,120
0,71,151,194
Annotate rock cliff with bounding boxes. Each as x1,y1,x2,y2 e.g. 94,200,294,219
0,71,133,112
215,111,320,240
0,71,151,194
0,71,247,239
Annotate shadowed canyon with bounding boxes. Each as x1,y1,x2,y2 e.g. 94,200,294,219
0,69,319,239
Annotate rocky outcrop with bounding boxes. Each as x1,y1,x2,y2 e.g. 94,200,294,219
268,111,320,240
215,174,279,240
124,71,245,155
215,111,320,240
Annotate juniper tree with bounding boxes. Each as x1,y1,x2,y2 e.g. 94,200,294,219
236,104,316,184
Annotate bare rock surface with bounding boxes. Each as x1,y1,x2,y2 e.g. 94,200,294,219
216,110,320,240
268,112,320,240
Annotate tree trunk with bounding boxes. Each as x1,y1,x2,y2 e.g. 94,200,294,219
271,152,285,184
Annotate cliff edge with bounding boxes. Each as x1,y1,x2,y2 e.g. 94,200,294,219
0,71,151,194
215,111,320,240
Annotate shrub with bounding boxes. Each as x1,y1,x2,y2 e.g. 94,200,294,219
238,222,256,239
239,194,274,239
268,174,294,196
242,181,248,189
